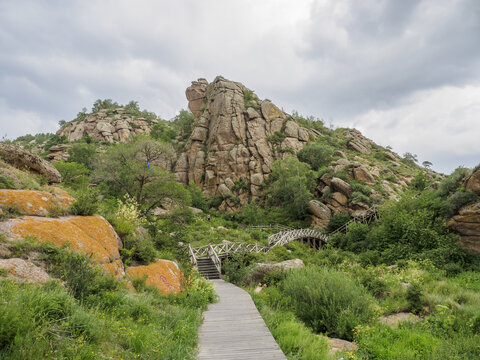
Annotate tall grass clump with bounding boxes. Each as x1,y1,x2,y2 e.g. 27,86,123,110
282,267,376,340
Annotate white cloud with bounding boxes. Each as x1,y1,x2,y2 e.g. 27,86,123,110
341,84,480,173
0,0,479,173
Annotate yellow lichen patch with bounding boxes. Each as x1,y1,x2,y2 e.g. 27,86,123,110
0,189,75,216
126,260,183,295
101,259,125,278
8,216,122,266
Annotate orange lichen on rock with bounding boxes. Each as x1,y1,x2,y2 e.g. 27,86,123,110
1,215,124,276
0,188,75,216
126,260,183,295
102,259,125,278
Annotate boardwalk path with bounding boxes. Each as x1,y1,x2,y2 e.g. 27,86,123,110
198,279,286,360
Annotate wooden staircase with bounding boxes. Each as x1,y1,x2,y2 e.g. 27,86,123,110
196,257,221,279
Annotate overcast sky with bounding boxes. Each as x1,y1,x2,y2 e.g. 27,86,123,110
1,0,479,174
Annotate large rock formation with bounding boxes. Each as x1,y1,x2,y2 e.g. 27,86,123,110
0,215,124,277
174,76,315,209
57,108,154,143
126,259,183,295
0,188,75,216
447,168,480,253
0,144,62,183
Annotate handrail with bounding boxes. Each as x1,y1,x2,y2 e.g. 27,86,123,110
248,224,293,231
188,244,197,266
208,244,222,275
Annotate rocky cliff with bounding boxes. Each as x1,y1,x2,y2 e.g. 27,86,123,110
174,76,317,209
57,107,154,143
174,76,419,219
448,167,480,253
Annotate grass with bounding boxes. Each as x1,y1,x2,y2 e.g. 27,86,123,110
251,293,334,360
0,242,216,360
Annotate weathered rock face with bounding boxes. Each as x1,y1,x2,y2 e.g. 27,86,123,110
466,168,480,195
0,144,62,183
0,188,75,216
0,215,124,277
0,258,51,283
308,200,332,230
175,77,314,208
126,259,182,295
447,202,480,253
47,144,72,162
57,108,154,143
345,129,373,155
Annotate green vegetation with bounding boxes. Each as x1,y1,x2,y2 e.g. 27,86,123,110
265,157,315,220
0,242,215,359
243,89,259,109
297,143,334,170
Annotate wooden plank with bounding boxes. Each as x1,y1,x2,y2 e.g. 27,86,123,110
197,280,286,360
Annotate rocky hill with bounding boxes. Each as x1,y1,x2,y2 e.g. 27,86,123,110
173,76,432,223
58,107,155,143
11,76,437,228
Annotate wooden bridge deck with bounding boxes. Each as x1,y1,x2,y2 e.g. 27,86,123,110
198,280,286,360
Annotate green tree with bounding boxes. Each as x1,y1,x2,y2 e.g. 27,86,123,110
297,142,334,170
403,152,418,164
53,161,89,188
266,157,315,220
68,143,97,170
173,109,195,139
92,137,189,211
422,160,433,169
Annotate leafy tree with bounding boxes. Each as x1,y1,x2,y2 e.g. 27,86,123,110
403,152,418,164
266,157,315,220
92,137,189,211
91,99,118,113
150,122,177,142
410,172,428,191
68,143,97,170
422,160,433,169
53,161,89,188
297,142,334,170
173,109,195,139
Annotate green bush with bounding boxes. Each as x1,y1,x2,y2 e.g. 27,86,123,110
68,143,97,170
406,283,424,314
327,213,350,233
0,175,16,189
282,266,376,340
122,234,157,265
297,143,333,170
53,161,89,188
71,187,99,215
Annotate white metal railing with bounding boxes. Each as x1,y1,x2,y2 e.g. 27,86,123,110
268,228,329,248
208,245,222,275
188,244,197,266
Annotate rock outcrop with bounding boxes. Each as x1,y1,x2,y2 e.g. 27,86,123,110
47,144,72,162
57,108,154,143
447,202,480,253
126,259,182,295
174,76,315,209
0,215,124,277
0,188,75,216
0,258,51,283
447,168,480,253
0,144,62,183
308,200,332,230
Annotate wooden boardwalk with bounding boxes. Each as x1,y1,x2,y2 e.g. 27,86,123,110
198,280,286,360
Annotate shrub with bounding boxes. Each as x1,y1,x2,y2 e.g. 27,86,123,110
327,213,350,233
53,161,89,188
0,175,16,189
297,143,333,170
68,143,97,170
71,187,99,216
282,267,376,340
122,233,157,265
406,283,424,314
266,131,286,146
